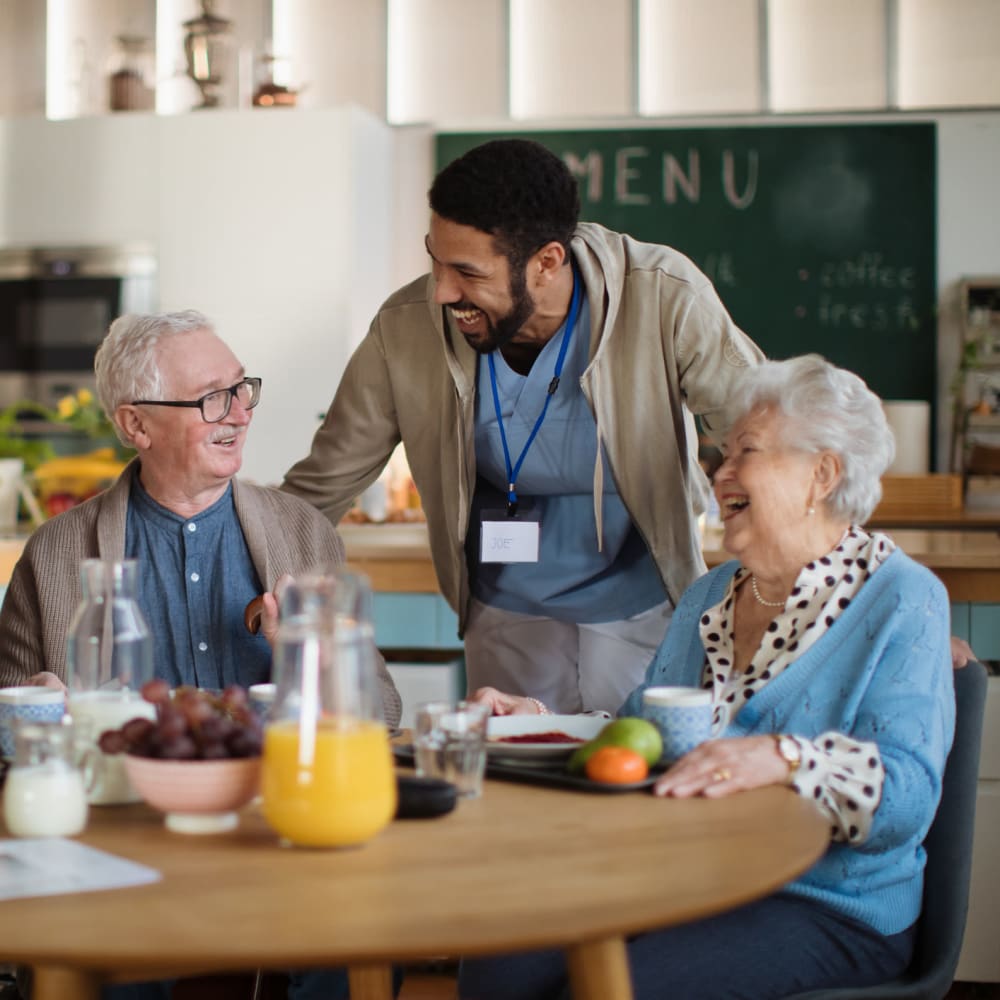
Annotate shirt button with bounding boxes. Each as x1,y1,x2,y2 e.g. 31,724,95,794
198,642,208,652
190,572,200,583
187,523,197,533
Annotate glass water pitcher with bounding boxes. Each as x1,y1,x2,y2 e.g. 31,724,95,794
65,558,155,805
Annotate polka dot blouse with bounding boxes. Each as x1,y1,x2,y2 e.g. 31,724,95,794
699,527,896,845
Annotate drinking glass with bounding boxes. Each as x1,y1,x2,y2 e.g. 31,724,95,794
413,700,489,798
261,570,397,848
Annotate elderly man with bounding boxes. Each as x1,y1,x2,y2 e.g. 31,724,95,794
0,309,401,724
0,311,401,1000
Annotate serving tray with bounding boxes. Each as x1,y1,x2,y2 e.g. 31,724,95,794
392,744,661,795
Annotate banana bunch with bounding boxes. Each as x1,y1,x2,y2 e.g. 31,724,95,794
30,448,128,517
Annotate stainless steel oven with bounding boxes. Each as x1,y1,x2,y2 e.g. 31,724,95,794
0,245,157,409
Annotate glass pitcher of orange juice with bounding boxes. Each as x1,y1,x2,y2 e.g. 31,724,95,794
261,570,397,848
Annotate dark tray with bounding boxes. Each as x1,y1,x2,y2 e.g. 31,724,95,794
392,744,660,795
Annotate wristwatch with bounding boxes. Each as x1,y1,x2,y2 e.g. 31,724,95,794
773,734,801,783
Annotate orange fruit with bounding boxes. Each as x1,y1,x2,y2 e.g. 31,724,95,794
584,745,649,784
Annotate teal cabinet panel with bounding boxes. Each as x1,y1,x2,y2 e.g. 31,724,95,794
373,593,463,650
970,604,1000,661
951,603,971,643
374,593,439,647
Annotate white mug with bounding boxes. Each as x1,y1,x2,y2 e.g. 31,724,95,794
641,686,713,764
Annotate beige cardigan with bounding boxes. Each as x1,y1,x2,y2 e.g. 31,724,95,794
0,462,402,728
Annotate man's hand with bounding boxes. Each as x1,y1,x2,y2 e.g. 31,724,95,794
27,671,67,693
244,574,292,648
259,591,280,647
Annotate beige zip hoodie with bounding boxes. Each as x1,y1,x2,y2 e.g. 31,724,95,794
282,223,763,632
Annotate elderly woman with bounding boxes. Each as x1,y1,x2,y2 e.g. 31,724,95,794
465,354,955,1000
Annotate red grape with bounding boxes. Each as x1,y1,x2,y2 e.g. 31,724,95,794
141,678,171,707
101,684,263,760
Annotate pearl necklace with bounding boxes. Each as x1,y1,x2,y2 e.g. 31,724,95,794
750,575,786,608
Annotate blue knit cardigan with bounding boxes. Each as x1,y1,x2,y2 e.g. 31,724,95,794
619,548,955,935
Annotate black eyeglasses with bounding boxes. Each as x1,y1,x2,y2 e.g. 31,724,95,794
132,377,262,423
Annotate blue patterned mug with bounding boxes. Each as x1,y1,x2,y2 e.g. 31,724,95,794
642,686,713,764
248,683,276,722
0,687,66,758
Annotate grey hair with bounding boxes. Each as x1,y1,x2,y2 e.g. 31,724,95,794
728,354,896,524
94,310,214,445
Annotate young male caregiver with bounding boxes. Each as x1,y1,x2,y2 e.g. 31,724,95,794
282,138,763,713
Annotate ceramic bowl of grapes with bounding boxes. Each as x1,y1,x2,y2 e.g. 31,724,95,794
101,681,263,835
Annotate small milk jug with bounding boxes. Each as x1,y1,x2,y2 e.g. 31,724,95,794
3,720,91,837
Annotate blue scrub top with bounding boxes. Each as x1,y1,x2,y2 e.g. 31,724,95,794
470,296,666,624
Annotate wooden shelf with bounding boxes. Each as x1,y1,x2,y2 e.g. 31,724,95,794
953,277,1000,476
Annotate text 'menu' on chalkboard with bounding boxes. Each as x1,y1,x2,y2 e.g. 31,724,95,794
437,124,937,409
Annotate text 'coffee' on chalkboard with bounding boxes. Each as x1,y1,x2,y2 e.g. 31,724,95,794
436,124,937,407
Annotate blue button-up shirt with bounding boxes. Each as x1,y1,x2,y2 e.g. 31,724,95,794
125,475,271,689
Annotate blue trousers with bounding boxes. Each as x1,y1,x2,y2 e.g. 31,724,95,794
458,893,915,1000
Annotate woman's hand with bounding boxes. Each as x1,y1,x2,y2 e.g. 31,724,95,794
467,686,540,716
950,635,976,669
653,735,789,798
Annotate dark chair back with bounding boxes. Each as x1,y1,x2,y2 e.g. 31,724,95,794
785,659,989,1000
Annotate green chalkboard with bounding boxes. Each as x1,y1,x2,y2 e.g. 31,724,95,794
437,124,937,410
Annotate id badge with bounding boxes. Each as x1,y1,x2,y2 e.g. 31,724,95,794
480,508,540,563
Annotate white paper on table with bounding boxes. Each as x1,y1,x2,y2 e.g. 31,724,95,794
0,838,161,901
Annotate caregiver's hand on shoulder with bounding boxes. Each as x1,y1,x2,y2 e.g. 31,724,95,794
467,687,539,716
653,735,789,799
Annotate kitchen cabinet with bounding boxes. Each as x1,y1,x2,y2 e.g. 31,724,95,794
372,593,459,650
951,602,1000,660
373,594,463,728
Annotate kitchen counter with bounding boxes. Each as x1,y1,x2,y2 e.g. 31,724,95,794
0,523,995,603
341,523,1000,603
0,536,26,586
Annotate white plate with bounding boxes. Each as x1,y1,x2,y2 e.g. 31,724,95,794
486,714,606,760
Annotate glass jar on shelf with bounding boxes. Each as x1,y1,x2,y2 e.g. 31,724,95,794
108,35,155,112
252,53,299,108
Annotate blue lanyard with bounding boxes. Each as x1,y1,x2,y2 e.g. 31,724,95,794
488,264,582,517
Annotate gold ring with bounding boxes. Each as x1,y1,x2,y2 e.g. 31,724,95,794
712,768,732,782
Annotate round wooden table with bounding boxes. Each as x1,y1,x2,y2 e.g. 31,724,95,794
0,775,827,1000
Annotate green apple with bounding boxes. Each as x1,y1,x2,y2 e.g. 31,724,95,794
567,716,662,774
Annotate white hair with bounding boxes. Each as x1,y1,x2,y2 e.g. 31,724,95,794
728,354,896,524
94,310,214,445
